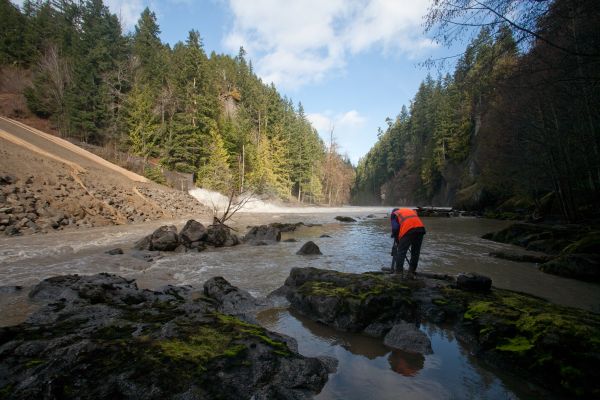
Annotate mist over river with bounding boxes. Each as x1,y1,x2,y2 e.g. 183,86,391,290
1,207,599,399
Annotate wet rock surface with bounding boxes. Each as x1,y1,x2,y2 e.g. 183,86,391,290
483,223,600,282
334,216,356,222
383,322,433,355
0,273,330,400
489,251,552,264
455,273,492,292
244,225,282,244
134,220,239,252
274,267,600,398
296,241,322,255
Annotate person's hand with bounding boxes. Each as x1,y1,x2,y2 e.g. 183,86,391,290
390,232,395,238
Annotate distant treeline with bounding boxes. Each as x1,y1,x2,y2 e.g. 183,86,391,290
353,0,599,223
0,0,355,204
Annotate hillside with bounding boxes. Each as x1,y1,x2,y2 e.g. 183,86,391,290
352,0,599,224
0,116,206,236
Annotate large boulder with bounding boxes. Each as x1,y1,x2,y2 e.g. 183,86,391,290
204,276,266,315
279,267,416,332
296,241,322,255
456,273,492,292
1,274,330,400
179,219,207,245
206,224,240,247
245,225,281,244
383,322,433,355
133,225,179,251
540,254,600,282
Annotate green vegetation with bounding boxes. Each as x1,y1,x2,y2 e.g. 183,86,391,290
0,0,354,204
158,326,241,367
143,166,167,185
299,274,411,303
437,287,600,397
353,0,600,224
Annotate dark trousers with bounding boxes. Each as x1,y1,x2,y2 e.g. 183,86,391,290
394,228,425,273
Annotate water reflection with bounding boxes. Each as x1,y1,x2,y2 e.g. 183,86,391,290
388,350,424,377
257,308,533,400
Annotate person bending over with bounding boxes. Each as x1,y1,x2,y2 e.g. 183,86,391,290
390,208,426,277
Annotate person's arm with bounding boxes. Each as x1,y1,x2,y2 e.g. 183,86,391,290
390,215,400,239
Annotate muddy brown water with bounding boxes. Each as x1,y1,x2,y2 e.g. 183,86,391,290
1,208,598,399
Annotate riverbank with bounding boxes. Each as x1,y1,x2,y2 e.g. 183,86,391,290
0,117,209,237
483,222,600,282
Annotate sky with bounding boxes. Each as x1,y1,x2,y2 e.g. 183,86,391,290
13,0,461,164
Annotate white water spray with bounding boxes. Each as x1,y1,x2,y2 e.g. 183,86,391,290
187,187,386,214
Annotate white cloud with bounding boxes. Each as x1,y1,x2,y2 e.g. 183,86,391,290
105,0,146,31
307,109,367,162
224,0,435,89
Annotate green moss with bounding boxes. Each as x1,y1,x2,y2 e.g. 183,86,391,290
0,384,14,399
216,314,290,355
496,336,534,353
464,301,493,320
24,359,45,368
438,286,600,397
432,298,448,306
159,326,233,367
298,273,409,305
561,232,600,255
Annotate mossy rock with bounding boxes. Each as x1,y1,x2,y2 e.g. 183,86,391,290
437,287,600,397
561,232,600,255
0,274,328,399
540,254,600,282
284,267,417,331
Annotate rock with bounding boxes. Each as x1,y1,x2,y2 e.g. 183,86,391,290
173,244,188,253
334,216,356,222
279,267,415,332
319,234,331,238
296,241,322,255
206,224,239,247
134,225,179,251
456,273,492,292
204,276,265,315
540,254,600,282
366,214,376,218
317,356,339,374
105,248,124,255
269,222,304,232
489,251,552,264
245,225,282,243
282,238,297,242
0,174,16,185
2,274,329,399
5,226,20,236
383,322,433,355
364,321,394,337
0,285,23,294
179,219,207,245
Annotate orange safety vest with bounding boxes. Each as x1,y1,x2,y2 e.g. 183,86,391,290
393,208,424,239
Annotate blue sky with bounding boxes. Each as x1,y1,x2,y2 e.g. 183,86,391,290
14,0,461,164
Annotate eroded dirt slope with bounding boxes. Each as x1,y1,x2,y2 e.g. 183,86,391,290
0,117,207,235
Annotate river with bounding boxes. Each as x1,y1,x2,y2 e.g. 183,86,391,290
1,207,598,399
